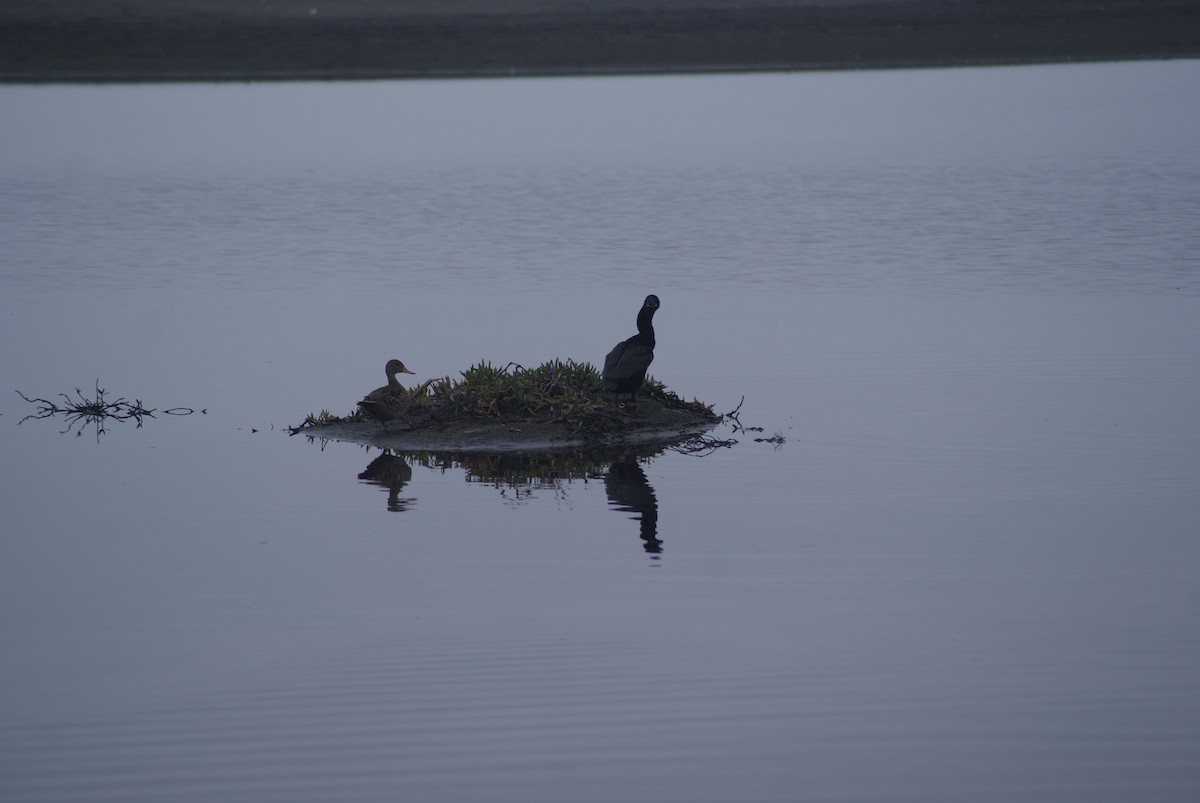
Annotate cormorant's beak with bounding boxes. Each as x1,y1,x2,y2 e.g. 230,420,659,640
401,367,415,375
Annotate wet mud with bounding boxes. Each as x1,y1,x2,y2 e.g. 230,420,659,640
294,393,721,452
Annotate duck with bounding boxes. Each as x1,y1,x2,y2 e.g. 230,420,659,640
358,359,415,423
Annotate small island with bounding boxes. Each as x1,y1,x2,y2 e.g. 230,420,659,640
291,359,722,451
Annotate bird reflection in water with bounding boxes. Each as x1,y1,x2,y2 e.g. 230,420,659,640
352,445,684,555
603,457,662,555
357,451,415,512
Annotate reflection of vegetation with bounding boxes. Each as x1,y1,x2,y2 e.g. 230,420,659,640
17,382,197,441
357,433,729,488
402,443,655,486
346,436,735,555
293,358,717,436
356,444,667,552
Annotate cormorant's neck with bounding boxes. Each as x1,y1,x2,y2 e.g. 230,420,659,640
636,305,657,340
386,369,402,387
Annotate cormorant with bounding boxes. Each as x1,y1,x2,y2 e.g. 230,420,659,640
602,294,659,402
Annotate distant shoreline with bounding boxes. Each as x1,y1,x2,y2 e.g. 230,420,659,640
3,0,1199,84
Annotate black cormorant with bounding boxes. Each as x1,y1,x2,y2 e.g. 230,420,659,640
602,294,659,402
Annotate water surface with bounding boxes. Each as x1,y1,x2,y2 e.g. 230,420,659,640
2,61,1199,802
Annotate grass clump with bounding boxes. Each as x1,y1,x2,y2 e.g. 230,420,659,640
639,377,715,417
304,409,342,426
293,358,717,436
425,359,608,424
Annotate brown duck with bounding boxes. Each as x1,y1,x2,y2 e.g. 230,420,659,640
358,359,415,424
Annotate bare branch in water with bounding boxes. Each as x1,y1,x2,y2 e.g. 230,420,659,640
16,380,193,442
666,433,740,456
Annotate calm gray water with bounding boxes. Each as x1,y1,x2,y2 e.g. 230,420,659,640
2,61,1199,802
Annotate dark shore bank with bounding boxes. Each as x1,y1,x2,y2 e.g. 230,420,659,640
2,0,1198,83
